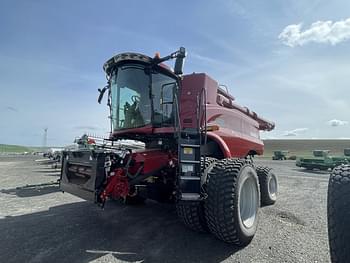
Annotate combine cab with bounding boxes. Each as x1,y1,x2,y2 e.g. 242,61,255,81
272,150,289,160
60,47,276,245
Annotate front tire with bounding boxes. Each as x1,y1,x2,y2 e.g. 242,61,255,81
205,158,260,245
328,165,350,262
176,157,217,232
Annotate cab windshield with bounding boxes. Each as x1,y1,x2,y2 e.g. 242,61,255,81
110,64,177,131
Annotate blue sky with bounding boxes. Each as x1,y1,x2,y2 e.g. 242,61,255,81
1,0,350,146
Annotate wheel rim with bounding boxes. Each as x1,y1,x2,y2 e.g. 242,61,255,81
268,174,277,199
239,174,258,229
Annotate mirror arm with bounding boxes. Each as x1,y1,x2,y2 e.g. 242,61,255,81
152,54,173,65
152,48,186,65
98,86,109,104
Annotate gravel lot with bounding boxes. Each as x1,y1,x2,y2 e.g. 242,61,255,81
0,156,330,263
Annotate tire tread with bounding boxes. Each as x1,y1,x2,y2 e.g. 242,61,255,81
205,158,259,245
176,157,217,232
328,164,350,262
256,166,277,206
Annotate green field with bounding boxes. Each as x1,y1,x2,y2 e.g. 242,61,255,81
0,144,34,153
263,139,350,158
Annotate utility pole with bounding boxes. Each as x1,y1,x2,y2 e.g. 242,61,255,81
43,128,48,149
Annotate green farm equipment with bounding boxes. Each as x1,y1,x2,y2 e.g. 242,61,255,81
272,150,288,160
296,149,350,171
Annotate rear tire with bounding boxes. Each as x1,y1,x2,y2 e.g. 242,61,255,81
176,157,217,232
256,166,277,206
328,165,350,262
205,158,260,245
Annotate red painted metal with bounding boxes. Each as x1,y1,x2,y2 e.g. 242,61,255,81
111,125,154,138
109,72,274,158
100,149,174,201
206,104,264,157
128,149,173,174
179,73,270,157
87,138,96,144
179,73,274,131
111,125,175,139
206,132,232,158
100,168,129,201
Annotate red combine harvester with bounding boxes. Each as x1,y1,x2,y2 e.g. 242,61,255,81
60,47,276,245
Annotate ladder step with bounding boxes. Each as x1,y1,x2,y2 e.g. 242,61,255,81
180,176,200,180
180,160,200,164
181,130,200,136
181,193,201,201
180,144,200,148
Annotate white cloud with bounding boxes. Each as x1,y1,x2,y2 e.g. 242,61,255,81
283,128,308,136
279,18,350,47
327,119,348,127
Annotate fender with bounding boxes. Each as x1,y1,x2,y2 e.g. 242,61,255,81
206,132,232,158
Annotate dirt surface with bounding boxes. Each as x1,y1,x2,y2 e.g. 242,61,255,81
0,156,330,263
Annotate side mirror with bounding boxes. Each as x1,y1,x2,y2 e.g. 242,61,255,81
174,47,186,75
97,87,107,104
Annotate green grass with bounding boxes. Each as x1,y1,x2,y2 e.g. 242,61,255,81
263,139,350,158
0,144,33,153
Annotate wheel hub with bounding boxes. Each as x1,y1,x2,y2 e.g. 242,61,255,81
268,175,277,199
239,174,258,229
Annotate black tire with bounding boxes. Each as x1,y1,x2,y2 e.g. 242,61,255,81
256,166,277,206
176,157,217,232
205,158,260,245
327,165,350,262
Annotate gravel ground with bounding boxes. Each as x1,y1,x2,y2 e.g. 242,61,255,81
0,156,330,263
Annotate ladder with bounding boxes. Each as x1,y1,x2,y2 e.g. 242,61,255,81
178,89,207,201
178,132,202,200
